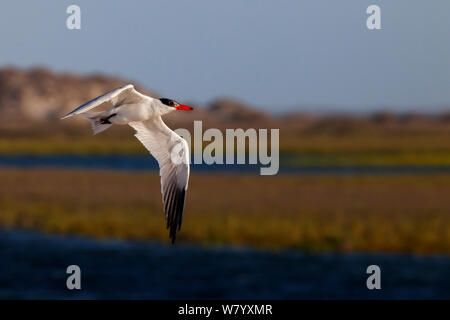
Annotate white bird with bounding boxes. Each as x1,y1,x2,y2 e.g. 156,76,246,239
61,84,194,243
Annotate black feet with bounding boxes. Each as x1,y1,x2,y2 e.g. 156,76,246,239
100,113,117,124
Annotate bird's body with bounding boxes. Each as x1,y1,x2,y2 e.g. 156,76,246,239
61,84,193,243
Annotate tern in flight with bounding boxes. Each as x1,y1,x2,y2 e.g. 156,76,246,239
61,84,193,243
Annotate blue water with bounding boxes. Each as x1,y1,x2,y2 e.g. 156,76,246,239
1,154,450,174
0,230,449,299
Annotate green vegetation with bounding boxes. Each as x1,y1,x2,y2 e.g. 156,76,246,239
1,121,449,253
2,125,450,166
1,168,449,253
282,130,450,166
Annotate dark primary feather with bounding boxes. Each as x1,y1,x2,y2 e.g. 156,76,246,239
163,184,186,243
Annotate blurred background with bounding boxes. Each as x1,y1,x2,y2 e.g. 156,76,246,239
0,0,450,299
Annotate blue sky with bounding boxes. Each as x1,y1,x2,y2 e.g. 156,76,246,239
0,0,449,112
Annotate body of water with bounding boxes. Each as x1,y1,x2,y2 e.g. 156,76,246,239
1,154,450,174
0,230,449,299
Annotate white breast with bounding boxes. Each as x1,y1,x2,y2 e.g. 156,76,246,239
112,102,154,124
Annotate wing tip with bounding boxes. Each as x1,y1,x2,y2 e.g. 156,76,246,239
165,188,186,244
60,113,72,120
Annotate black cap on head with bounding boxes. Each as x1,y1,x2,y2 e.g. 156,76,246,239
159,98,176,107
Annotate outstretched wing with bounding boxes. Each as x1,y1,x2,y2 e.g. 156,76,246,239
129,117,190,243
61,84,146,119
